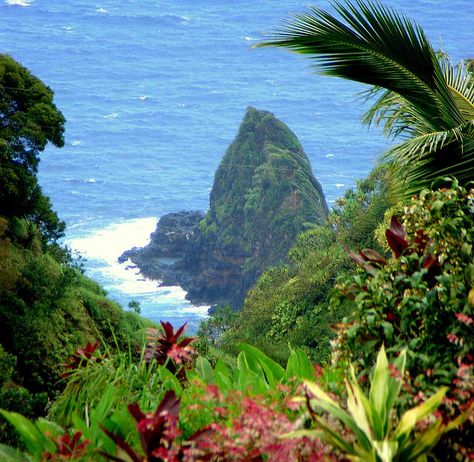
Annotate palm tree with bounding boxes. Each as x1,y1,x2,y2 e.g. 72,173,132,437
259,0,474,199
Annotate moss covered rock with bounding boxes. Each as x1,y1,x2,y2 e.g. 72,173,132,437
125,107,328,308
184,107,328,307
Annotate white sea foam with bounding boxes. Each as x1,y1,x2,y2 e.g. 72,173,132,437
5,0,33,6
71,140,82,146
69,217,157,266
96,7,107,13
335,183,345,188
244,36,258,41
138,95,148,101
179,303,210,316
103,112,118,119
325,153,335,158
68,218,208,320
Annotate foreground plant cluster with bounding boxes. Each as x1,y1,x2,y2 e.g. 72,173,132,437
1,181,473,461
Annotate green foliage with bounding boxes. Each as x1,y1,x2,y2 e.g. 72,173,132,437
333,180,474,459
261,1,474,200
48,345,176,428
336,181,473,389
222,165,391,364
0,54,66,242
330,164,393,251
299,346,462,462
0,215,150,444
127,300,141,314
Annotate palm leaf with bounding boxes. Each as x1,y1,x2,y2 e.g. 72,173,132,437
260,0,474,198
260,0,462,130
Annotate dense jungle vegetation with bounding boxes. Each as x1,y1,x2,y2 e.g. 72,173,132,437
0,1,473,461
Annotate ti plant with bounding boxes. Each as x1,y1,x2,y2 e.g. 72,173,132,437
100,390,209,462
349,216,439,276
144,322,196,382
299,346,466,462
60,341,105,379
0,410,89,461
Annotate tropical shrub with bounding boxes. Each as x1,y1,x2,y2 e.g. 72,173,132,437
333,180,474,459
298,346,466,462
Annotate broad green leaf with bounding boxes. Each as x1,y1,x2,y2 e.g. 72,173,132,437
238,343,285,384
398,422,443,461
286,347,315,380
305,381,371,448
349,368,384,441
393,387,448,440
286,349,299,379
368,346,391,431
373,439,398,462
237,352,266,393
195,357,214,383
157,366,183,394
35,418,64,438
345,380,374,451
0,411,55,457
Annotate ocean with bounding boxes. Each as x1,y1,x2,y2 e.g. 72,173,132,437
1,0,473,331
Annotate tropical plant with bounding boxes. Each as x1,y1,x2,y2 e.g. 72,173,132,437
332,180,474,459
99,390,207,462
144,322,196,382
60,341,105,379
0,410,89,462
260,0,474,199
297,346,467,462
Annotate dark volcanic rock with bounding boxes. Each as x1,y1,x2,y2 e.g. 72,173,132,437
118,211,204,283
120,107,329,309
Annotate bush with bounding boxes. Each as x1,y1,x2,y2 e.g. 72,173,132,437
333,180,474,460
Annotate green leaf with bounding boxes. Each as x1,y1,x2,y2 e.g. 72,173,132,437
373,439,398,462
393,387,448,440
286,347,315,380
0,444,30,462
195,357,214,383
305,381,372,450
238,343,285,385
35,418,64,439
0,411,55,458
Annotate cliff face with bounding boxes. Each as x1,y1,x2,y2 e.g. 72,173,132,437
121,107,329,308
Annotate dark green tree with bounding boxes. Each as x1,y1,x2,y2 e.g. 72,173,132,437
0,54,66,242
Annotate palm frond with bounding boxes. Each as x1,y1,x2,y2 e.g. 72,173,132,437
261,0,474,199
260,0,464,131
391,122,474,198
440,57,474,120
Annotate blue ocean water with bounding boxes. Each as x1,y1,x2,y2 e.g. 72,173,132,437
1,0,473,330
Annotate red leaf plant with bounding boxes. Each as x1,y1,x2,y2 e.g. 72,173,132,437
42,431,90,461
349,216,439,277
100,390,211,462
144,322,196,381
196,397,338,462
60,341,105,379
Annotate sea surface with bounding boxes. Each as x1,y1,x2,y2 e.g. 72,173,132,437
1,0,473,331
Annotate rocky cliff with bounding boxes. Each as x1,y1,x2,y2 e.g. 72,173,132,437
120,107,329,308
